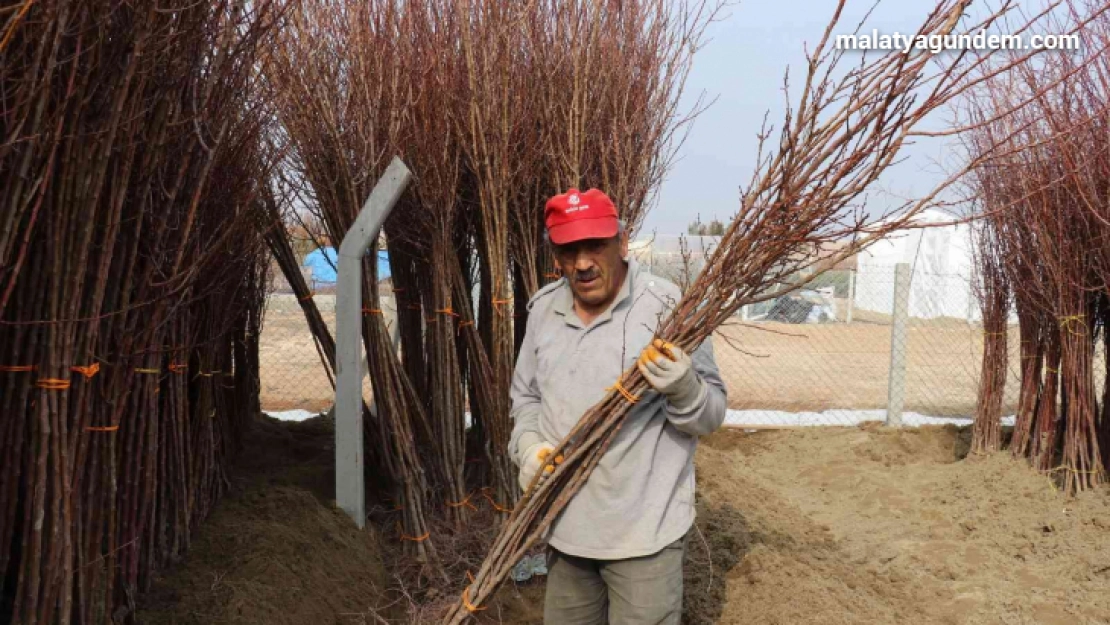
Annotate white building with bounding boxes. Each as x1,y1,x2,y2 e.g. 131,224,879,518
853,210,978,320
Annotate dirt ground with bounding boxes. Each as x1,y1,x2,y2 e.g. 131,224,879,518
139,416,393,624
139,416,1110,624
695,425,1110,624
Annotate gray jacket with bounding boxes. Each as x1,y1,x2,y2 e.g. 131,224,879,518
509,259,727,559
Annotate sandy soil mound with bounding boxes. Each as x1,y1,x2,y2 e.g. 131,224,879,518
698,425,1110,625
140,416,393,625
140,417,1110,624
138,415,548,624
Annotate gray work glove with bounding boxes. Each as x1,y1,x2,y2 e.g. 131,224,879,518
517,431,557,492
637,339,707,414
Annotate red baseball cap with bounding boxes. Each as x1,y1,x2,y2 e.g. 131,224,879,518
544,188,619,245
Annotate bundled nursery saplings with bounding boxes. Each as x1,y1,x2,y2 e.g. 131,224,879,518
0,1,277,622
262,0,711,574
442,0,1082,620
967,0,1110,493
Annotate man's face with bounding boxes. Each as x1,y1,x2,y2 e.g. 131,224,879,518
552,233,629,309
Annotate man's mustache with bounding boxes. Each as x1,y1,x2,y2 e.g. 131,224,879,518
574,269,600,282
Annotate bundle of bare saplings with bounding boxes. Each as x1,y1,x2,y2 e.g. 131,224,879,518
260,0,714,584
967,2,1110,494
439,0,1110,620
0,1,279,623
4,0,1104,622
256,0,1092,620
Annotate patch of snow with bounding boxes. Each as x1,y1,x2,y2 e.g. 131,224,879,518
725,409,1015,429
265,409,319,422
268,407,1005,430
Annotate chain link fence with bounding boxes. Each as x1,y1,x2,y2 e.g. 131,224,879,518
632,235,1034,428
259,264,385,415
259,250,1085,429
711,264,1025,427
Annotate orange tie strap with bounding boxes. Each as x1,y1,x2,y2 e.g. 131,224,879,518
480,489,513,513
1046,367,1059,374
400,530,430,542
544,273,560,279
85,425,119,432
463,586,487,613
607,378,640,404
134,367,160,374
36,378,71,390
168,363,188,373
299,292,315,302
492,298,512,315
0,365,35,372
446,493,478,511
363,308,383,315
436,307,459,317
70,363,100,378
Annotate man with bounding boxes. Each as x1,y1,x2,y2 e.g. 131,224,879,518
509,188,728,624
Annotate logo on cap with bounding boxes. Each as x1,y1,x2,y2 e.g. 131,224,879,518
544,187,618,244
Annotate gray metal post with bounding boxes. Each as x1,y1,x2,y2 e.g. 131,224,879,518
336,158,411,528
886,263,910,427
846,269,856,324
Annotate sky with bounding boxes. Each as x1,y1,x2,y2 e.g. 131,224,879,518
645,1,977,235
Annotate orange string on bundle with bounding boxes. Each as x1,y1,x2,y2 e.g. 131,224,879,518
0,365,35,372
607,378,640,404
70,363,100,378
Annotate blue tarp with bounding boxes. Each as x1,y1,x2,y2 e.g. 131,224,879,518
303,248,337,283
302,247,391,284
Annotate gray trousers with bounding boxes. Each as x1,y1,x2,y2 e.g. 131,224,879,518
544,535,685,625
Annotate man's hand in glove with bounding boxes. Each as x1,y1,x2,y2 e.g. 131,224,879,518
637,339,707,414
517,432,558,492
